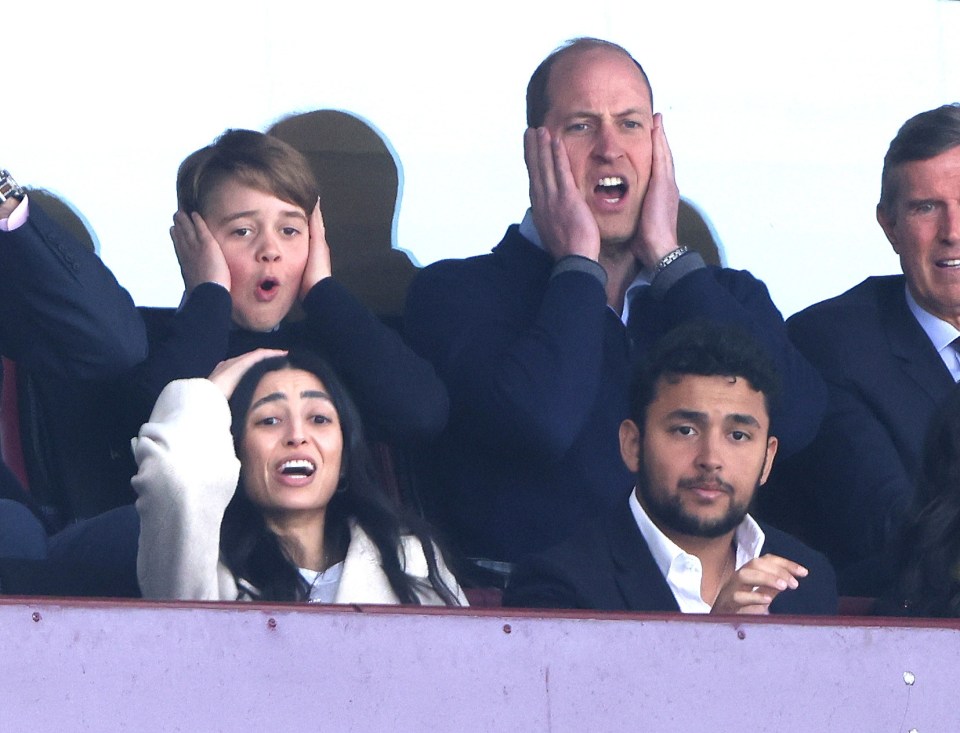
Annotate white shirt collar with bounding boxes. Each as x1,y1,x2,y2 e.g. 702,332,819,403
621,271,654,325
518,209,651,325
628,488,765,612
299,561,344,604
518,208,542,248
904,284,960,381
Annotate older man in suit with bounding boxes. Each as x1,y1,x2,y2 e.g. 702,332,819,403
504,322,837,615
763,104,960,592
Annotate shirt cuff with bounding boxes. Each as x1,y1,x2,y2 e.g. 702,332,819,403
550,255,608,288
0,195,30,232
649,250,706,298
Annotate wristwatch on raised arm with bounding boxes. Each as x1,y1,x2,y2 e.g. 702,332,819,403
0,170,25,203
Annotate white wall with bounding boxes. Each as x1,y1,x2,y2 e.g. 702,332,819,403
7,0,960,315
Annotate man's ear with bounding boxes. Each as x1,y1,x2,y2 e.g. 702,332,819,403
619,419,642,472
877,203,900,254
759,435,779,486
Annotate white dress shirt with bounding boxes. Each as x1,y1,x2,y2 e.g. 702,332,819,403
628,489,765,613
904,285,960,381
0,195,29,232
300,561,345,604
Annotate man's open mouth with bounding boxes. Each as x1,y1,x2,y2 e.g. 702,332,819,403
596,176,627,202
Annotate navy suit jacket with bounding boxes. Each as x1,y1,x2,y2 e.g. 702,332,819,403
0,203,146,379
405,226,826,562
504,496,838,615
0,202,146,514
766,275,954,577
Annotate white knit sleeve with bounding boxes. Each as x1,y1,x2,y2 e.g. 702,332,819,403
132,378,241,601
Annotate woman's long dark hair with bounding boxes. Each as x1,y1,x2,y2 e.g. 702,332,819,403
219,350,460,605
893,383,960,616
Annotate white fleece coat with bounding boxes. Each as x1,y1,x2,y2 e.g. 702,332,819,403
132,378,465,605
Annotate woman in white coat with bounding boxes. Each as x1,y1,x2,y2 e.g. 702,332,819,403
134,348,465,605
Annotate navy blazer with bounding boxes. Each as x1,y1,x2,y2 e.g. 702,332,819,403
0,203,146,380
504,497,838,615
0,203,146,513
766,276,954,577
405,226,827,562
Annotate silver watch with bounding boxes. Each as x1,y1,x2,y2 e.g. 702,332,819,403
0,170,25,203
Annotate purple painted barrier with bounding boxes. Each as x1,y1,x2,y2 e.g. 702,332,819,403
0,598,956,731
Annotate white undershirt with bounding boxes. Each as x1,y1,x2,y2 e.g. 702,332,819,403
628,489,765,613
299,561,345,604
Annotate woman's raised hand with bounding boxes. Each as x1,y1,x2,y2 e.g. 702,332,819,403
208,349,288,400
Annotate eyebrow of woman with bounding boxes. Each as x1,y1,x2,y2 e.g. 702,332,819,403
250,390,332,410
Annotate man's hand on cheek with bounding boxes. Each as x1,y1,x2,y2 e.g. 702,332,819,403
524,127,601,262
170,211,231,295
631,113,680,270
299,199,332,300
